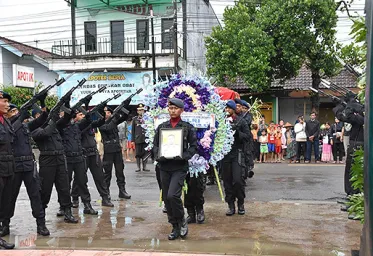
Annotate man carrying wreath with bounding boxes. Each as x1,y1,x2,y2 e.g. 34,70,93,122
153,98,198,240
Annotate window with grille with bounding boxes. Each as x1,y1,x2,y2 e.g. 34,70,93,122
84,21,97,52
161,18,174,49
136,19,149,50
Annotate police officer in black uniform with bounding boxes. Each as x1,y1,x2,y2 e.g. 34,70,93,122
71,109,114,207
223,100,250,216
241,100,255,178
132,104,149,172
31,101,78,224
153,98,198,240
333,97,364,197
0,90,15,249
99,107,131,200
2,100,50,237
61,109,98,215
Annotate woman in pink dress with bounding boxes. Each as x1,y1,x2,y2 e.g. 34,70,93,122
321,122,332,162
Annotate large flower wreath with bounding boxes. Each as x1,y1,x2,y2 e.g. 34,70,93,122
142,75,234,177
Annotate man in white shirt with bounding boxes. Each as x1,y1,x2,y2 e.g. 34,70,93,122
294,115,307,163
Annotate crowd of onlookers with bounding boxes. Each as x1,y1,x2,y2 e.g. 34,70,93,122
251,112,351,164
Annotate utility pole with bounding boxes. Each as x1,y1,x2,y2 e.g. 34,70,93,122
71,0,76,57
150,7,156,85
182,0,187,61
173,0,178,73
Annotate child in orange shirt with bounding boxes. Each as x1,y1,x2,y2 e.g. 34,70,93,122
275,126,283,163
267,121,276,162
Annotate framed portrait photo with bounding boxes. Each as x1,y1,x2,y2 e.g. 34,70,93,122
159,128,183,159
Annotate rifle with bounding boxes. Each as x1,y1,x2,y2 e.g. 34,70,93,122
309,87,347,106
20,73,75,111
46,72,93,123
320,79,359,102
107,88,143,123
89,92,122,119
71,85,107,115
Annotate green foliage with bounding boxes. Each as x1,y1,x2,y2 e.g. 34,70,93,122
347,193,365,223
2,83,57,110
350,148,364,191
338,42,366,67
205,0,340,99
346,148,365,223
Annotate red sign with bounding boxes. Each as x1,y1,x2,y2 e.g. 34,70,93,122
18,71,34,82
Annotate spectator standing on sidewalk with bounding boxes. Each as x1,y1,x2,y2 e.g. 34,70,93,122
259,129,268,163
305,112,320,163
284,122,296,163
267,121,276,162
118,119,128,161
294,115,307,163
343,122,351,156
126,119,135,161
330,117,344,164
321,122,332,163
251,124,260,162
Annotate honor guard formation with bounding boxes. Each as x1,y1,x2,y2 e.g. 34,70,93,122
0,72,365,249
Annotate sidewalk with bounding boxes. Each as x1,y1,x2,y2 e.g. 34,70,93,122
0,251,225,256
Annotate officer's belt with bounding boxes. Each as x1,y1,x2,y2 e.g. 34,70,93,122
40,150,65,156
0,155,13,161
103,139,118,145
14,155,33,161
65,151,83,157
83,147,97,153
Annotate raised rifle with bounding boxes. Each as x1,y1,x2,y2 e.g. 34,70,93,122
89,92,122,119
320,79,359,103
309,87,347,106
20,73,75,111
71,85,107,115
46,72,93,123
106,88,143,123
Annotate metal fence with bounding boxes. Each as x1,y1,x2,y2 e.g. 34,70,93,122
51,37,176,57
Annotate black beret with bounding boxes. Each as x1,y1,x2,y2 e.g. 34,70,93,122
0,91,11,101
234,98,243,105
226,100,236,110
9,103,18,110
241,100,250,109
104,106,113,113
168,98,184,109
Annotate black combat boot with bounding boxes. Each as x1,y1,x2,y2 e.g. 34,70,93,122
72,198,79,208
186,208,196,224
226,202,235,216
64,208,78,223
196,206,205,224
0,220,10,237
168,223,180,240
135,158,141,172
36,218,50,236
142,159,150,172
206,176,215,185
162,205,167,213
0,238,15,249
56,207,65,217
179,218,188,238
83,202,98,215
102,196,114,207
119,187,131,199
237,202,245,215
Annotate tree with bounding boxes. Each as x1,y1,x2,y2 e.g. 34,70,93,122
205,0,341,112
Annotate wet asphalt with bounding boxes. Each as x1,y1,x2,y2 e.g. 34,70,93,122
4,158,361,255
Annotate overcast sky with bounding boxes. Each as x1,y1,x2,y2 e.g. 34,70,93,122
0,0,366,51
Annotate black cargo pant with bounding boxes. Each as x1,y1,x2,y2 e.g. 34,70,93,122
39,162,72,209
0,176,13,224
332,142,344,162
344,141,363,196
8,169,44,223
161,169,187,225
222,154,245,205
184,174,205,209
103,151,126,195
71,153,109,200
155,165,162,190
135,142,147,159
66,160,91,203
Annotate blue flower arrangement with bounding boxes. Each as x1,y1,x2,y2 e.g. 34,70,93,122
142,75,234,177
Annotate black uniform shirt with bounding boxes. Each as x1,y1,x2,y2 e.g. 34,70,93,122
0,117,15,177
81,118,105,156
132,116,146,144
99,113,127,154
153,120,198,172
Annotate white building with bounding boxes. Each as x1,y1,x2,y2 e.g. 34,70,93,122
0,36,59,89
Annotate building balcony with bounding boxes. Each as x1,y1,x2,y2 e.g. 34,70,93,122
51,37,181,58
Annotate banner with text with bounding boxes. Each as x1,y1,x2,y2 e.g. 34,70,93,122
57,71,154,106
154,112,216,129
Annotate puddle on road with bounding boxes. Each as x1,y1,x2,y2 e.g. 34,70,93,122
7,234,349,256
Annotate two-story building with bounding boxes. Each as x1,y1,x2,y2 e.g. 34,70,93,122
47,0,219,107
